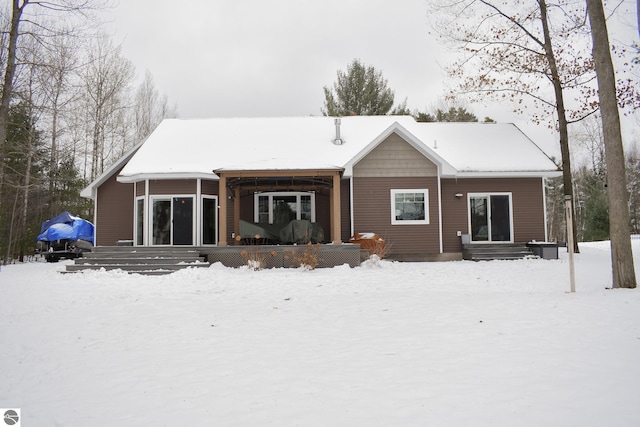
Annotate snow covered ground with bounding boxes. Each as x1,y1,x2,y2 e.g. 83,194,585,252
1,241,639,427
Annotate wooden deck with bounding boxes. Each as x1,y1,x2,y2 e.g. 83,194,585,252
200,243,363,269
63,244,364,274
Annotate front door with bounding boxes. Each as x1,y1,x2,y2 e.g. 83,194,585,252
469,193,512,242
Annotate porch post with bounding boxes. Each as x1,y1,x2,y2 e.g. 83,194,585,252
218,174,228,246
331,172,342,244
234,186,240,245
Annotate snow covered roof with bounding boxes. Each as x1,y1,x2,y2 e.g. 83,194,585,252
114,116,560,184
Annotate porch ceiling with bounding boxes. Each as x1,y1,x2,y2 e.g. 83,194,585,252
214,168,344,191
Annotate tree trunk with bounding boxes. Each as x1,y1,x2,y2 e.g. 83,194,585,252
587,0,637,288
539,0,580,252
19,125,34,262
0,0,27,238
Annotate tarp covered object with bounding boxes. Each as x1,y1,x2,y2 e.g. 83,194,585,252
279,220,324,244
37,211,94,245
239,220,280,242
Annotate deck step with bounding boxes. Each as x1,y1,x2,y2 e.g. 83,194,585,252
462,243,536,261
65,247,210,274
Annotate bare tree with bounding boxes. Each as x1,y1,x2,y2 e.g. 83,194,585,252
134,70,176,142
80,34,134,180
627,142,640,234
38,31,81,216
586,0,636,288
0,0,110,261
428,0,638,252
0,0,108,180
0,0,27,194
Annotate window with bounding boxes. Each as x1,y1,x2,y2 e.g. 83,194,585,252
254,192,316,224
391,189,429,225
135,197,145,245
202,196,217,245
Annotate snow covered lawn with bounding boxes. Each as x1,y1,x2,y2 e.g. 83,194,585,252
1,241,639,426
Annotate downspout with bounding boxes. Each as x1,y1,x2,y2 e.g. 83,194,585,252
144,179,150,246
132,182,137,245
542,177,549,242
92,189,98,246
196,178,202,246
437,165,443,254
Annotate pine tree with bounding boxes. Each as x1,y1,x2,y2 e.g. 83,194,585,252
323,59,395,116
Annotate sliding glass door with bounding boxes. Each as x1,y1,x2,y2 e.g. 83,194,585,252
151,196,194,245
469,193,513,242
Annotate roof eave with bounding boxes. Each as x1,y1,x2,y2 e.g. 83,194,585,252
443,170,563,178
117,172,218,183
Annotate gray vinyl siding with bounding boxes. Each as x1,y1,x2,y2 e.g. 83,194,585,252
354,133,437,178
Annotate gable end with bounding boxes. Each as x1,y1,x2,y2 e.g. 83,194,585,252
354,132,437,178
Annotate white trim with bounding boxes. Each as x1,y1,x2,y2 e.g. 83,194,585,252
343,122,456,177
436,170,443,253
201,195,218,246
144,180,150,246
117,172,217,184
196,179,202,246
542,177,549,242
134,196,145,246
467,192,514,243
390,189,430,225
149,195,196,246
92,191,98,245
449,171,562,179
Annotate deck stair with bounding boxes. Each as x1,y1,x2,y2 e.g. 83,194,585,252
65,246,210,275
462,243,536,261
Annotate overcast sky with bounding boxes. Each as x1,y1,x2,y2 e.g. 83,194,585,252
103,0,640,159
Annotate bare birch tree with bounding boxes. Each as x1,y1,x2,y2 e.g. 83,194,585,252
134,70,177,142
39,32,81,216
586,0,636,288
80,34,134,180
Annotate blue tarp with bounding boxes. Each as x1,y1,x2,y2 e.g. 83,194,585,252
37,211,94,245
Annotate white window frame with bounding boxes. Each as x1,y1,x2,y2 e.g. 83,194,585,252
134,196,145,246
253,191,316,224
467,192,514,243
201,195,218,246
149,195,196,246
391,189,430,225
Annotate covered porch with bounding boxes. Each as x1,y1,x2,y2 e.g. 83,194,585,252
215,168,345,247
